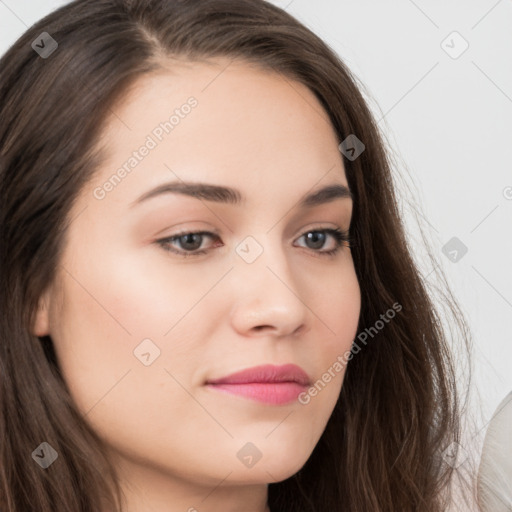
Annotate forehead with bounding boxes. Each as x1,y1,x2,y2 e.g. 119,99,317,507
87,57,349,209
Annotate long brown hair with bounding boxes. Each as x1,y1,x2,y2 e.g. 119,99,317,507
0,0,476,510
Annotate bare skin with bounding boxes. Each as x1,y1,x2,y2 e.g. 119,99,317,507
33,57,361,512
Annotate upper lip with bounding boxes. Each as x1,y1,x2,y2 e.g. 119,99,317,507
206,364,311,386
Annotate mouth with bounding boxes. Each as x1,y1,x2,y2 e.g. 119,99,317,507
205,363,311,405
205,381,309,405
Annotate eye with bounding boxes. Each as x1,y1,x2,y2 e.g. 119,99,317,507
157,230,220,258
156,228,354,258
295,228,353,257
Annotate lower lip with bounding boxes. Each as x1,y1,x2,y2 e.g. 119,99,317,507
206,382,308,405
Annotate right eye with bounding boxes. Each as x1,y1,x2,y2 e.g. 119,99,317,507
157,230,221,258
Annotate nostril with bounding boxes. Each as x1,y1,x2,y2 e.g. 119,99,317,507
254,325,271,331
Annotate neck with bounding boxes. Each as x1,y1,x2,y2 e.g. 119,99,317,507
103,454,271,512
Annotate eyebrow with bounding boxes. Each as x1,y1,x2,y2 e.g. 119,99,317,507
130,181,353,209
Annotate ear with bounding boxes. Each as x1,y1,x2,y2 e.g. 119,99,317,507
32,290,51,337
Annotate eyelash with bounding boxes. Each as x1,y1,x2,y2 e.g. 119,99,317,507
156,228,354,259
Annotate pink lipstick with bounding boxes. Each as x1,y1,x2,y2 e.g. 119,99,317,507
205,364,311,405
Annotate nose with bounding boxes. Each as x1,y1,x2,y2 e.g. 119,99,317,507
228,235,311,338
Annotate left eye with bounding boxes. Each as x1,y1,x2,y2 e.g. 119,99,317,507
156,228,353,258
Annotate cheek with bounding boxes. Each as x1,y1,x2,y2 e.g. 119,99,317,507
48,268,196,450
305,265,361,404
86,249,220,338
310,260,361,356
48,272,137,414
48,244,212,414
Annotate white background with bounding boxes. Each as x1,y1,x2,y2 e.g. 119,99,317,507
1,0,511,449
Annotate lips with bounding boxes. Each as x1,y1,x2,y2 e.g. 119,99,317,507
206,363,311,386
205,364,311,404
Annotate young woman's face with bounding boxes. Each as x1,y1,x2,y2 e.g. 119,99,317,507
33,58,361,503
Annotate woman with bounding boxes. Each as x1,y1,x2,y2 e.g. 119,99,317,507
0,0,477,510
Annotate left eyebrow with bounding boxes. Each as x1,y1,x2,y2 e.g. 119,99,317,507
130,181,353,208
